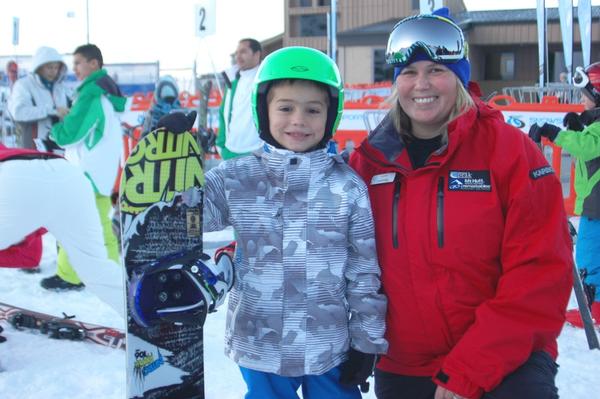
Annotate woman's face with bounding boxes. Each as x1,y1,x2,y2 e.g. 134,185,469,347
396,60,459,138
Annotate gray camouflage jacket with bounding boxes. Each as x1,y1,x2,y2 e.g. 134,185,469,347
204,145,388,377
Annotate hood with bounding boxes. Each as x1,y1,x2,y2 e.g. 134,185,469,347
31,46,67,80
154,75,179,104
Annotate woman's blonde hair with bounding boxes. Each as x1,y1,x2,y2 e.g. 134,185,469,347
387,76,475,140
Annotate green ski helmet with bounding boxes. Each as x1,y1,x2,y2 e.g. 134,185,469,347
252,46,344,149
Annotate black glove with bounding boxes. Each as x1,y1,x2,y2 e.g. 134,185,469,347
528,123,542,143
339,348,376,389
563,112,585,131
157,111,197,134
0,325,6,343
579,108,600,126
528,123,561,143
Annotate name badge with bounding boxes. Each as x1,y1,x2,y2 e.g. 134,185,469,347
448,170,492,192
371,172,396,185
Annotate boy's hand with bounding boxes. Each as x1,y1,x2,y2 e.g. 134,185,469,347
434,386,466,399
157,111,197,134
528,123,560,143
214,241,236,265
563,112,585,131
56,107,70,119
339,348,376,390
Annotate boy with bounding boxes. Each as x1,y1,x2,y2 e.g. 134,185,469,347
204,46,388,398
42,44,125,291
529,62,600,327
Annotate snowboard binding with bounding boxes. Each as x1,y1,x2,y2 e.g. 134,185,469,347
129,249,234,328
9,312,86,341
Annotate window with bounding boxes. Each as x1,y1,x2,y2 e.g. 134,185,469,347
318,0,331,5
500,52,515,80
484,51,515,80
299,14,328,37
291,0,313,7
373,49,395,82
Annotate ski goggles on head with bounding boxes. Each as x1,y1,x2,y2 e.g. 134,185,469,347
385,14,466,66
573,66,600,103
573,66,590,88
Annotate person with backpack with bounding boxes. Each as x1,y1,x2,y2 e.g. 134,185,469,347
41,44,125,291
529,61,600,328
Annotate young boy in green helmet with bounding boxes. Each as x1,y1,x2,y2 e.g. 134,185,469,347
203,46,387,397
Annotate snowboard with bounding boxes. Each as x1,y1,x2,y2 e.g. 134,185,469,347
120,125,205,399
0,301,125,350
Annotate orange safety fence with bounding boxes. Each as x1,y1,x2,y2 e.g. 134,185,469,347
488,94,583,215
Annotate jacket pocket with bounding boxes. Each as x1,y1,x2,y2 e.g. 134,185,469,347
437,177,445,248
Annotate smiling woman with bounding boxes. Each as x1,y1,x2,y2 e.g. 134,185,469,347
349,7,573,399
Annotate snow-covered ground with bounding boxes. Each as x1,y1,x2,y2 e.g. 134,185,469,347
0,226,599,399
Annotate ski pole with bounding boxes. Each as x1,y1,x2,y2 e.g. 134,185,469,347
568,220,600,350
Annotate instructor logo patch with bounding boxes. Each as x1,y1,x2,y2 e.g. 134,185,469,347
448,170,491,192
530,166,554,180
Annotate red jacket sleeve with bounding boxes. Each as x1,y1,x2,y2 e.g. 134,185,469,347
433,130,573,398
0,229,46,268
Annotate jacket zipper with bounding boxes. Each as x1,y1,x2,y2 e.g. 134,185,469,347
437,177,445,248
392,179,401,249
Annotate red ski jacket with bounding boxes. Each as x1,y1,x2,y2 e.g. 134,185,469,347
349,100,573,399
0,144,57,267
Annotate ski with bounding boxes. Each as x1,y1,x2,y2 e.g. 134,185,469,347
567,221,600,350
0,301,125,350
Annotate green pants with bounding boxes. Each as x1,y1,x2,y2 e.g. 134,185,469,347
56,193,119,284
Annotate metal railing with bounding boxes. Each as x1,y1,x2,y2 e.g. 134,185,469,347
501,84,582,104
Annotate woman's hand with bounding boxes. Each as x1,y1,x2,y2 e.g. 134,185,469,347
434,385,466,399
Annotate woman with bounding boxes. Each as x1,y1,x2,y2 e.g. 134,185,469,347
349,8,573,399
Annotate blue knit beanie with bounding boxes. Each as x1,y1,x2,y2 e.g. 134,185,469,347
392,8,470,87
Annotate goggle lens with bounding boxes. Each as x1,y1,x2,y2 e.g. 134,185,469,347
386,15,465,66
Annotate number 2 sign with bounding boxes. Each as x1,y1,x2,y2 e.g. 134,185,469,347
195,0,216,37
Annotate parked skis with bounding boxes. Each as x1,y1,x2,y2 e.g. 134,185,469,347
0,302,125,350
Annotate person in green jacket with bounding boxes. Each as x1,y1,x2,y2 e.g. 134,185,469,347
529,61,600,328
41,44,125,291
216,38,263,160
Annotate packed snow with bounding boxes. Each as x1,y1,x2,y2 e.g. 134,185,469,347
0,224,599,399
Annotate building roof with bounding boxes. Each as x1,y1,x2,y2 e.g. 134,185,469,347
337,6,600,46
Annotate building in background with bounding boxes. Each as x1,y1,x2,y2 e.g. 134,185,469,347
279,0,600,95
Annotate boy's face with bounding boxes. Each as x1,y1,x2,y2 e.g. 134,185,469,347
73,53,99,81
38,62,61,82
267,81,328,153
582,93,597,111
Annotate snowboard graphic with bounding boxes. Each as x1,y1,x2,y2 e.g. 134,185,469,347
0,301,125,350
120,124,205,399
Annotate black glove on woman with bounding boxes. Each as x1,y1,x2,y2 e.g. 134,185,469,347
339,348,376,387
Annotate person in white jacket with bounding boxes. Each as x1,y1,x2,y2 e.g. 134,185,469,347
7,46,71,150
